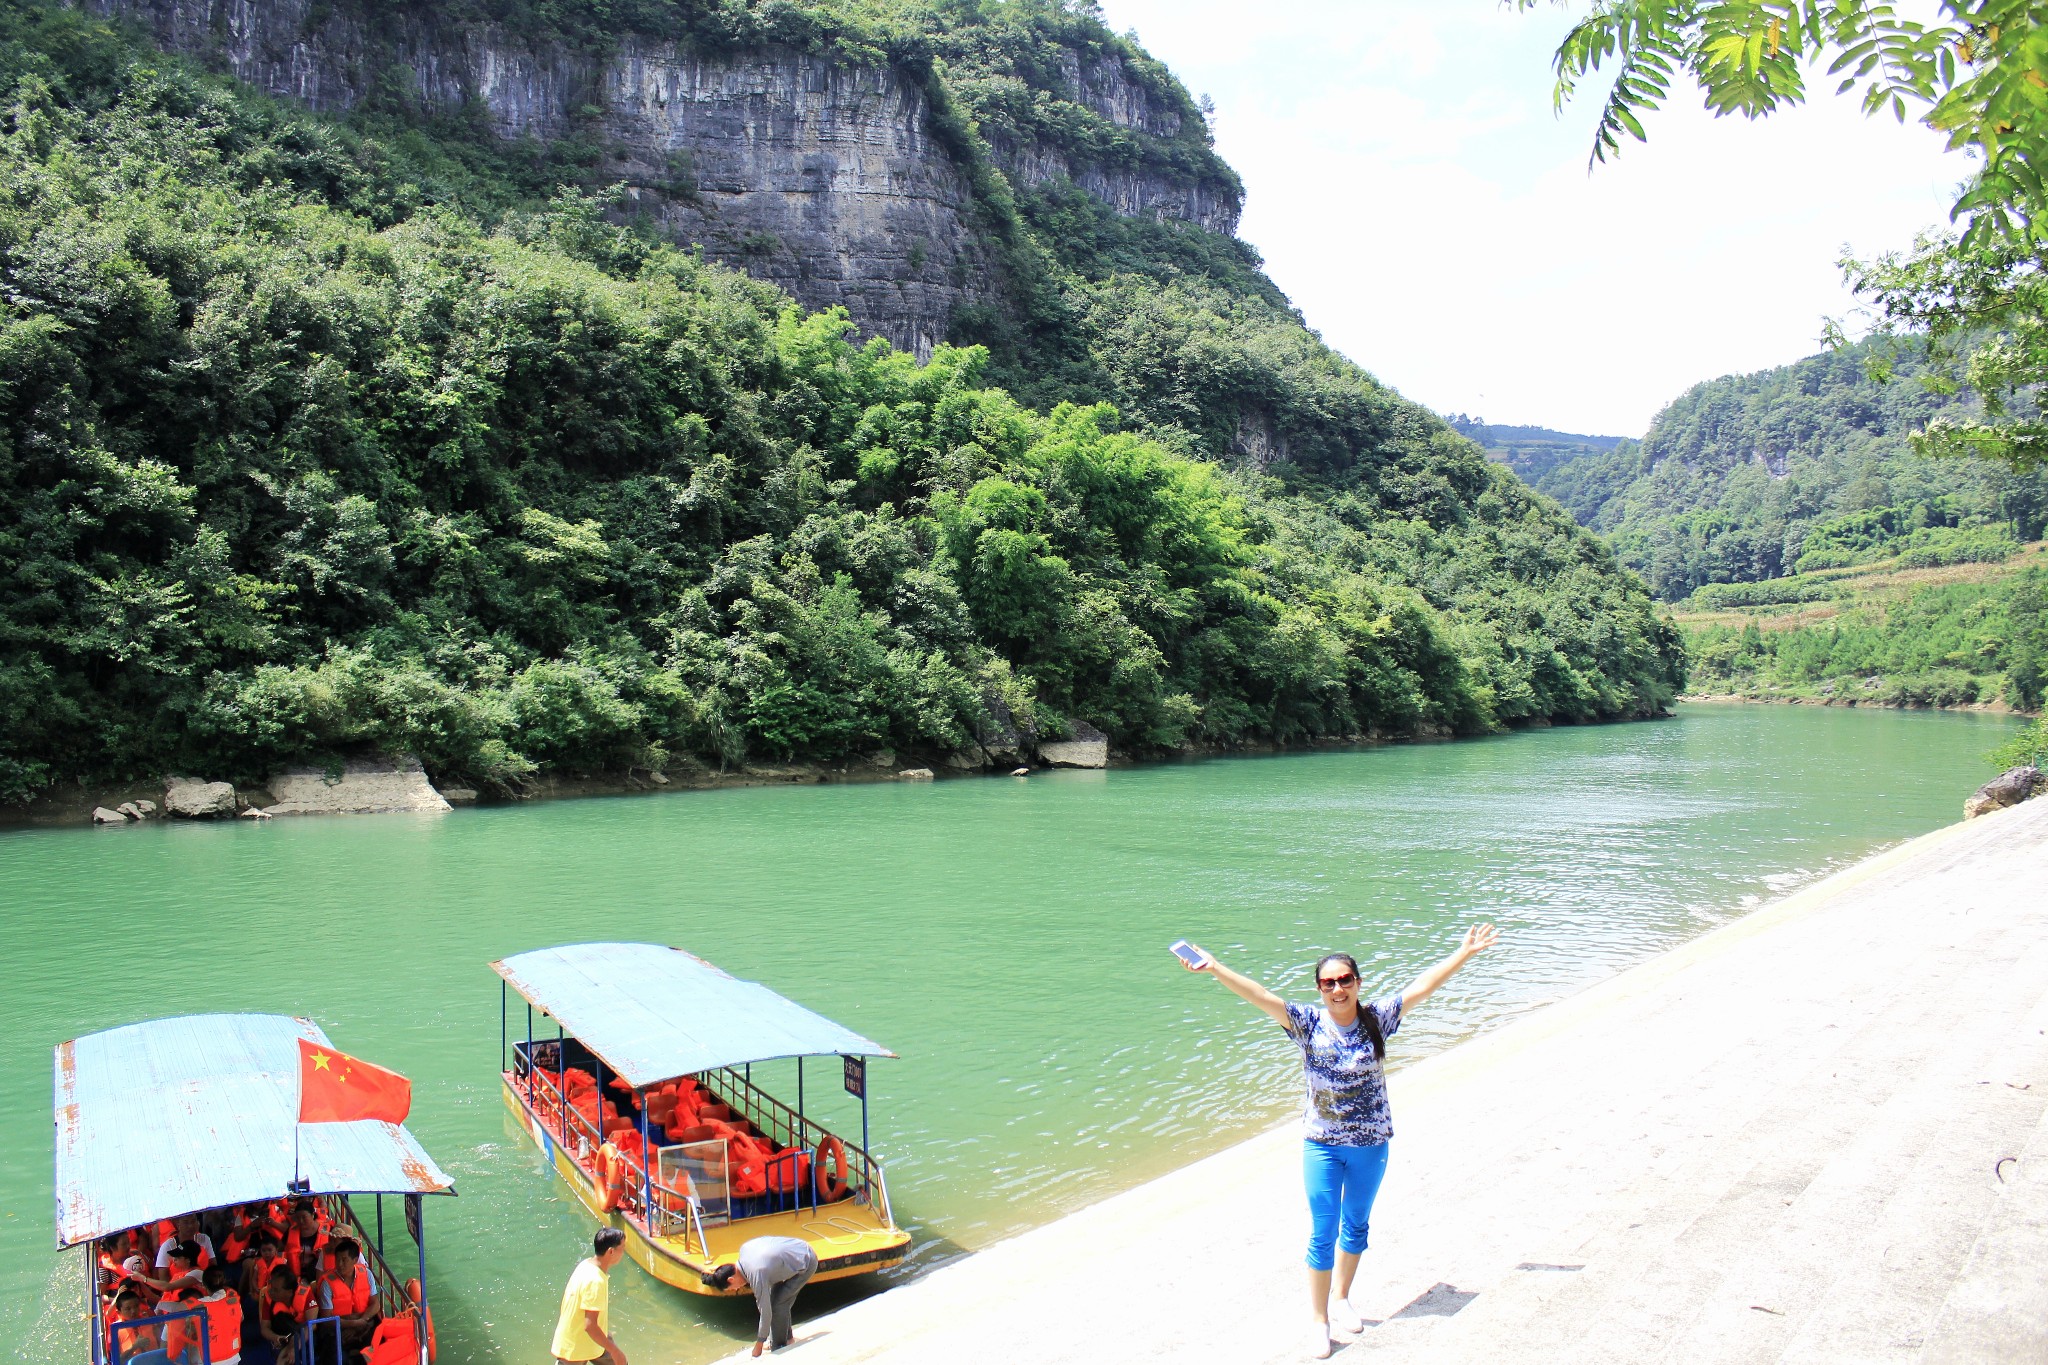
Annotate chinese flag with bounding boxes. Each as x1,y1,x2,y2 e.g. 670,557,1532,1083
297,1038,412,1125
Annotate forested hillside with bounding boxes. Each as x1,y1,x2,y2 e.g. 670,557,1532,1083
1525,343,2048,601
0,0,1684,803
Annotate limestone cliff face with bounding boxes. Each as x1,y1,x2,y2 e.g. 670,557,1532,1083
81,0,1239,351
981,48,1239,238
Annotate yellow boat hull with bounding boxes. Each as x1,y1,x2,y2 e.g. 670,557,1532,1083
502,1077,910,1295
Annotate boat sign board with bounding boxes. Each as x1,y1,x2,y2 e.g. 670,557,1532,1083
844,1055,866,1098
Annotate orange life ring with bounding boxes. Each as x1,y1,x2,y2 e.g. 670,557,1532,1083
403,1279,437,1363
598,1142,627,1211
814,1135,850,1202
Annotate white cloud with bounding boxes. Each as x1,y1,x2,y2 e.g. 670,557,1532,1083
1097,0,1966,435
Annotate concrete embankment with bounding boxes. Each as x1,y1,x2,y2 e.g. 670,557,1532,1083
737,798,2048,1364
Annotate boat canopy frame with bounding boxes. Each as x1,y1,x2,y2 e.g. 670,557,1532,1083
56,1013,453,1365
489,942,896,1088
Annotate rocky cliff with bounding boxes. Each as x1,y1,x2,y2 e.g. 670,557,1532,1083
81,0,1237,354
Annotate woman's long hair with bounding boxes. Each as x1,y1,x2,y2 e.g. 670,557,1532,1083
1315,952,1383,1060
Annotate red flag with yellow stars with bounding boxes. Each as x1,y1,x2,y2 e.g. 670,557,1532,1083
297,1037,412,1124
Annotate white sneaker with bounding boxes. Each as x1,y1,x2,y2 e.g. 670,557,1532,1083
1307,1324,1333,1359
1331,1299,1365,1335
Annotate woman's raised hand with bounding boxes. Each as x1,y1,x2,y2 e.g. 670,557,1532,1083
1460,923,1501,957
1180,944,1215,972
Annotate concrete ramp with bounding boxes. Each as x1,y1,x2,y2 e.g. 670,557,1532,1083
733,798,2048,1364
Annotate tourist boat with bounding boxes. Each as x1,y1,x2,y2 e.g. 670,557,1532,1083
55,1013,454,1364
492,942,909,1295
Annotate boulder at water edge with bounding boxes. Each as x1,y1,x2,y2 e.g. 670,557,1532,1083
1037,721,1109,769
898,768,936,781
263,753,451,815
1964,765,2043,819
164,777,238,818
90,806,127,824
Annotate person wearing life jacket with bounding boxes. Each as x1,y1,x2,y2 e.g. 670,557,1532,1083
320,1237,382,1356
196,1264,244,1365
154,1241,205,1301
153,1217,214,1274
218,1204,260,1269
104,1287,160,1361
242,1229,286,1298
132,1262,227,1365
255,1261,309,1358
287,1204,330,1278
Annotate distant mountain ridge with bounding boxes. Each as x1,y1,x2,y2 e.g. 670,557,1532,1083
1493,345,2048,601
1445,415,1628,485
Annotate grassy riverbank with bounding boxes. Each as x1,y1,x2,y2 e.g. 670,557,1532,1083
1674,541,2048,712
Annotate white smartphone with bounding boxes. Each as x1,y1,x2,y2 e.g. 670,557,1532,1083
1169,940,1206,969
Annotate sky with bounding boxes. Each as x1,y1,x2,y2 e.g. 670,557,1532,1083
1094,0,1970,438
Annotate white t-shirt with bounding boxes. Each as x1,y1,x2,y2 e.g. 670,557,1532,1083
156,1232,217,1268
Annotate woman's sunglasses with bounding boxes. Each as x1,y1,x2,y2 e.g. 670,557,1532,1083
1316,973,1358,991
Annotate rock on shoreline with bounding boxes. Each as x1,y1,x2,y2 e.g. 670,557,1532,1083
1965,764,2042,819
263,754,452,816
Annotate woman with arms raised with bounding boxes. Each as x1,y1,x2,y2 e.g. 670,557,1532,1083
1183,925,1499,1360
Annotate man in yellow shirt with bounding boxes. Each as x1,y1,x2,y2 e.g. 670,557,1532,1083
552,1228,629,1365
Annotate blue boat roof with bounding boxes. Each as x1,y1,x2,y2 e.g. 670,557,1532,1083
54,1014,454,1249
492,942,896,1089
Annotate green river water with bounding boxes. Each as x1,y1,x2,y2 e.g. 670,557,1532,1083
0,702,2026,1363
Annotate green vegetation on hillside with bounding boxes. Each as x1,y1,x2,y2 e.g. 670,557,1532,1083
1676,549,2048,710
1524,342,2048,601
0,0,1684,802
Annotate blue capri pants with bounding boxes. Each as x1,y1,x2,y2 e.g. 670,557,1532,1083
1302,1139,1389,1271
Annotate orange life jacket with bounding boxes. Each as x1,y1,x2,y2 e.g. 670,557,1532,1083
287,1227,328,1273
251,1253,286,1295
764,1146,813,1195
105,1310,160,1359
222,1222,255,1263
725,1132,771,1197
326,1265,375,1319
161,1298,202,1361
284,1281,320,1324
366,1313,422,1365
202,1292,243,1360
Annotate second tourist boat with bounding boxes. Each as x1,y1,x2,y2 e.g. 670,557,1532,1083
492,941,910,1294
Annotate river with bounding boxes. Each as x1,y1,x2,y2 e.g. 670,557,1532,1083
0,702,2026,1362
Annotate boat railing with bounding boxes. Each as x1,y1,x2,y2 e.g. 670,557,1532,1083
707,1065,894,1228
652,1137,729,1245
316,1193,417,1322
295,1315,344,1365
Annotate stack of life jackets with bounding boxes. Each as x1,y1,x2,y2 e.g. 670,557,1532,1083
365,1280,436,1365
651,1081,817,1200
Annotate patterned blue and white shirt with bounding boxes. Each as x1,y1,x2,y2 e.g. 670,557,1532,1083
1281,994,1403,1146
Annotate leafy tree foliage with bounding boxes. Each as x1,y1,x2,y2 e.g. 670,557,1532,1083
0,0,1684,801
1522,0,2047,240
1524,3,2048,475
